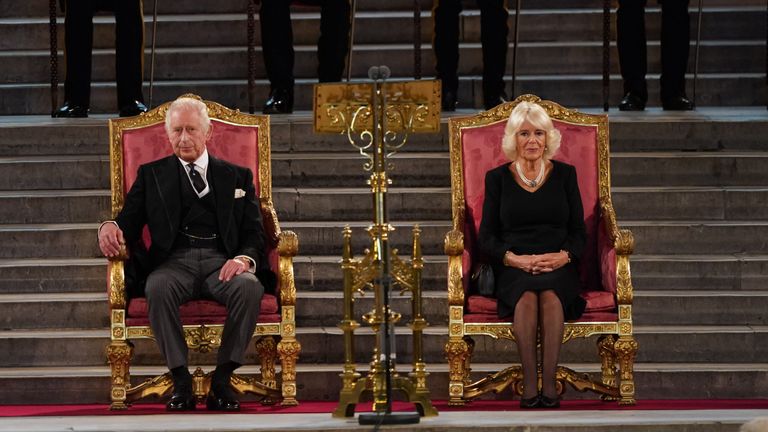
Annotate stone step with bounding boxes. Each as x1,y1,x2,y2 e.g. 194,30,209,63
2,254,766,297
626,221,768,255
1,151,767,192
631,254,768,292
0,191,109,224
3,220,767,258
2,0,762,18
5,41,763,86
0,258,105,294
1,112,767,156
2,7,761,52
1,325,765,368
0,362,765,404
2,289,766,330
2,73,764,115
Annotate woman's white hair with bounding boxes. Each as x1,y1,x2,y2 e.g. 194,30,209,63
501,101,561,161
164,97,211,134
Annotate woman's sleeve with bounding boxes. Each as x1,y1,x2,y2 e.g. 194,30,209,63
561,164,587,260
478,169,510,264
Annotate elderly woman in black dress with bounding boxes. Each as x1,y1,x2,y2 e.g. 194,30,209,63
478,101,586,408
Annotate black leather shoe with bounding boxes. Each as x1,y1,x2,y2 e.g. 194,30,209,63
539,394,561,408
618,92,646,111
519,394,541,409
483,92,508,111
263,88,294,114
662,95,693,111
166,391,196,411
441,89,457,112
52,102,88,118
119,101,148,117
206,387,240,411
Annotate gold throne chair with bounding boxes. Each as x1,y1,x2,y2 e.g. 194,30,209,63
105,95,301,409
444,94,638,406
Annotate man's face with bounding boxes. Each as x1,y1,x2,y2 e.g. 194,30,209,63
168,107,210,162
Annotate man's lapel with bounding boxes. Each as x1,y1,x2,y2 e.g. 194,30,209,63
210,156,235,240
150,156,182,237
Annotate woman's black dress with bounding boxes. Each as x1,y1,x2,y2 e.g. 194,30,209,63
478,160,587,320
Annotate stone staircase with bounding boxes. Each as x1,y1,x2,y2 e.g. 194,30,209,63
0,0,765,114
0,109,767,404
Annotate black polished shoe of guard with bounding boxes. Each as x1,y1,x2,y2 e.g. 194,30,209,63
662,95,694,111
618,92,646,111
441,89,457,112
483,92,508,111
52,102,89,118
263,88,294,114
119,100,148,117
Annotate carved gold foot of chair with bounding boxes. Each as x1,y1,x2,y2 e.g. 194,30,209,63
277,337,301,406
107,341,134,410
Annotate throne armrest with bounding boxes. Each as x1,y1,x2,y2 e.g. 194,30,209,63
444,229,465,306
277,230,299,307
599,198,635,306
107,257,128,310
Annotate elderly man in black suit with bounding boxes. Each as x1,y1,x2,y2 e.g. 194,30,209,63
53,0,147,118
97,97,271,411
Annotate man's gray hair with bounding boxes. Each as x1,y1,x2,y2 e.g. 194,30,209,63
164,97,211,133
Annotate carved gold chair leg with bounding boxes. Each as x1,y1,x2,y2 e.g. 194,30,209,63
444,337,472,405
556,366,619,399
463,365,523,400
277,337,301,406
597,334,619,401
106,341,134,410
615,335,639,405
126,372,174,404
255,336,279,405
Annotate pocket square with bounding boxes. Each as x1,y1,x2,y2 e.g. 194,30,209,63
234,188,246,199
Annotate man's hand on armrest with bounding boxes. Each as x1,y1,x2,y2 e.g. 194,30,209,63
98,221,126,258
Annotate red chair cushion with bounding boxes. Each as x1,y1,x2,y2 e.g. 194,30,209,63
125,293,280,326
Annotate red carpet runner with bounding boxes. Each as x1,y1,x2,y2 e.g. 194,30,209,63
2,400,767,417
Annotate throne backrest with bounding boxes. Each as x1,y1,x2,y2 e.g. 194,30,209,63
449,95,616,296
108,95,280,288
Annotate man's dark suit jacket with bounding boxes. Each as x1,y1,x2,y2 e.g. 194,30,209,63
115,154,275,296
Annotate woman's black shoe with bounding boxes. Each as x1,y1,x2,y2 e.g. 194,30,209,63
519,394,541,409
539,394,561,408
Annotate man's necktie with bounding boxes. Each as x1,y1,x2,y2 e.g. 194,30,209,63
187,163,207,193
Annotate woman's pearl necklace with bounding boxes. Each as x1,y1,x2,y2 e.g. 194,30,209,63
515,161,545,188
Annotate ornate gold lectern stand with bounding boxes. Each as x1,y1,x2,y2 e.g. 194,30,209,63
313,68,440,420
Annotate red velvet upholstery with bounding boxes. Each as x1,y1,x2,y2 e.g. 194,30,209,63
459,118,618,323
119,119,278,322
125,294,280,326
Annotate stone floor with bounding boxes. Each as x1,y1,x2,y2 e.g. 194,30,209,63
1,409,767,432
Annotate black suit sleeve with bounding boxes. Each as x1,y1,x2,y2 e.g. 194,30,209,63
235,167,267,267
115,165,149,244
478,168,510,264
561,164,587,261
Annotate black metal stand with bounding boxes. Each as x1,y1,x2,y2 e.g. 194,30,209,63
357,275,419,426
357,65,419,427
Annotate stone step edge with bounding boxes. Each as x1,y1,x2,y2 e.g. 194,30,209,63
4,220,768,231
4,72,765,91
3,108,768,127
5,187,768,200
2,5,762,25
1,362,766,378
3,254,768,268
3,288,768,303
2,324,767,340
